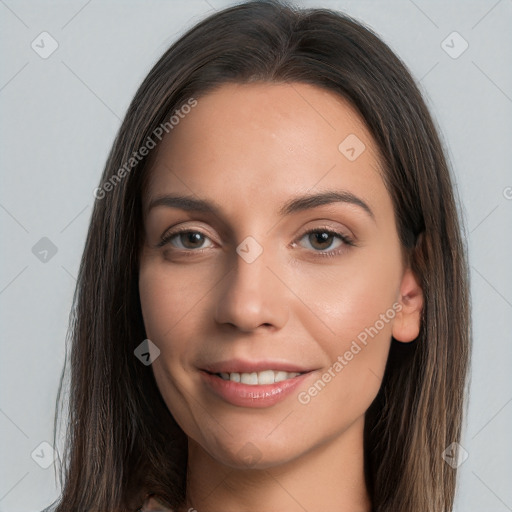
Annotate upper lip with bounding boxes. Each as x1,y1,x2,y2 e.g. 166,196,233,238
200,359,315,374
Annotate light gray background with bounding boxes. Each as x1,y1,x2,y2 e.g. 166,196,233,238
1,1,511,511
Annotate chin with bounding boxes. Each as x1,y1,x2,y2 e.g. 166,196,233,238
196,429,304,470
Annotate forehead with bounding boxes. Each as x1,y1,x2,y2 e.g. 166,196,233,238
143,82,388,218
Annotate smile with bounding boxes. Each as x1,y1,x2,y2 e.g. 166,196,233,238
200,368,314,408
216,370,303,385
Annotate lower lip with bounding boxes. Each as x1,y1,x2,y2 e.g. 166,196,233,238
200,370,312,408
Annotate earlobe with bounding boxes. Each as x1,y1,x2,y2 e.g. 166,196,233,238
392,268,424,343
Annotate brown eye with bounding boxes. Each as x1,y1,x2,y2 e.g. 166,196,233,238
294,228,355,257
179,232,206,249
307,231,338,250
299,230,345,252
159,230,214,250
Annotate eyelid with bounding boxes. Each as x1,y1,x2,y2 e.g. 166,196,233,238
296,225,354,243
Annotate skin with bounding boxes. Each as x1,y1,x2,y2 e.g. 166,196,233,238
138,82,423,512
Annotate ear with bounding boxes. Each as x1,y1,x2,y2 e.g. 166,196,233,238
392,267,423,343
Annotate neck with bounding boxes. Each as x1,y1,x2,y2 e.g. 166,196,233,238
182,415,372,512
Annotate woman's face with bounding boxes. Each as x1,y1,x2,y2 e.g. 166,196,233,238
139,82,422,469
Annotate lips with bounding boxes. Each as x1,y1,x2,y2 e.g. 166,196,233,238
199,359,317,408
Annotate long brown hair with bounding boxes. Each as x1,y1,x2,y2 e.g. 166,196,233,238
45,1,471,510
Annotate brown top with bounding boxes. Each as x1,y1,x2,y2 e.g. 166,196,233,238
136,494,174,512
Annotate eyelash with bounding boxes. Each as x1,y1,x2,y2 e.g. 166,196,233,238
157,226,355,258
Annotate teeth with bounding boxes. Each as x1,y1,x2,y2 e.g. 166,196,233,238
274,371,290,383
258,370,275,385
217,370,301,385
240,372,258,385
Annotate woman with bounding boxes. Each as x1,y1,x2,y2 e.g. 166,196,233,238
45,1,471,511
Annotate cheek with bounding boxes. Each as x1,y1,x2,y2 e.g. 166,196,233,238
139,258,206,343
294,249,401,348
138,260,203,393
292,250,401,411
138,260,206,431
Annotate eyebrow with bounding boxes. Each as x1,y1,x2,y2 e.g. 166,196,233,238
147,190,374,220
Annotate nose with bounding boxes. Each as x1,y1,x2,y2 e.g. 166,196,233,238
214,246,289,332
